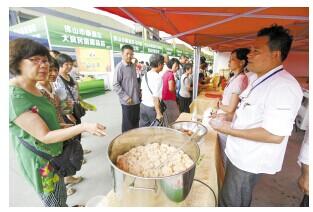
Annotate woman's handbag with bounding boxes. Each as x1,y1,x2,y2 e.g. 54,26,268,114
73,102,86,119
159,100,167,114
19,137,83,177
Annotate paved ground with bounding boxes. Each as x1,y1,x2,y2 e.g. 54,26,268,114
252,127,304,206
9,91,305,207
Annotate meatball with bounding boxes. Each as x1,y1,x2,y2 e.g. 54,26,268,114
116,143,194,177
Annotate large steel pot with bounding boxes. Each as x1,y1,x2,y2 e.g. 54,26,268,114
107,127,200,206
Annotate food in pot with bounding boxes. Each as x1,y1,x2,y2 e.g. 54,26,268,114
179,129,194,136
116,143,194,177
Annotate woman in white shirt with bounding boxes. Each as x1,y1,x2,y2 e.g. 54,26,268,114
178,63,193,113
218,48,249,114
54,54,80,125
217,48,250,167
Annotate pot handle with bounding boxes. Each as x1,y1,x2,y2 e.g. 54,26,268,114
128,178,158,193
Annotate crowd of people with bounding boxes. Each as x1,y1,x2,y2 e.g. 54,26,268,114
113,46,196,129
9,23,309,207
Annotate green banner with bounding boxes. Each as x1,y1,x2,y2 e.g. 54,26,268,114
184,49,194,59
162,43,175,56
45,16,112,50
143,40,163,54
9,16,48,39
10,15,197,58
174,47,183,57
111,32,144,53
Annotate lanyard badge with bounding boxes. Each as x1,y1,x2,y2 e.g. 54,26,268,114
239,68,284,111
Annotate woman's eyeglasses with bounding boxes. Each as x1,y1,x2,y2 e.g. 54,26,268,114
26,57,49,65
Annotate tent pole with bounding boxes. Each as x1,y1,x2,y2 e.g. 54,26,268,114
152,9,308,21
192,46,201,100
118,7,162,41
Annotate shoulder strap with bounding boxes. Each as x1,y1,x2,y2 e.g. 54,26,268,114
144,72,153,95
18,138,53,161
144,72,164,110
180,75,188,85
60,76,75,100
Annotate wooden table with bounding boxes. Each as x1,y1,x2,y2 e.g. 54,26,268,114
189,90,223,117
175,113,225,206
100,113,224,207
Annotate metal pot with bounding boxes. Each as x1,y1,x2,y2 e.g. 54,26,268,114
169,121,208,144
107,127,200,206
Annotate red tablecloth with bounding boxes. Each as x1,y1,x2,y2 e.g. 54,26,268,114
205,93,222,99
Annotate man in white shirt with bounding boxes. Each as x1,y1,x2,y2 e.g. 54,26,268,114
297,107,309,207
139,54,164,127
298,129,309,206
210,25,303,206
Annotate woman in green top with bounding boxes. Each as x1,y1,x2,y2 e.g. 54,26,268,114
9,38,106,207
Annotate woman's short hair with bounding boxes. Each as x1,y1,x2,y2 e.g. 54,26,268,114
183,63,193,72
200,62,208,70
200,56,206,64
49,57,59,71
56,53,73,68
166,58,180,69
199,73,205,81
50,50,60,58
231,48,250,68
149,54,164,68
9,38,50,76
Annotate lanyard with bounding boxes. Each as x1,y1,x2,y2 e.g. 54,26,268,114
243,68,283,99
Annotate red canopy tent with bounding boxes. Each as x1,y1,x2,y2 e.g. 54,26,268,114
97,7,309,97
97,7,308,51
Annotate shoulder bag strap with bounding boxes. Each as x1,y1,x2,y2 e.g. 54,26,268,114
145,72,164,112
18,138,53,161
60,76,75,101
144,72,153,95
